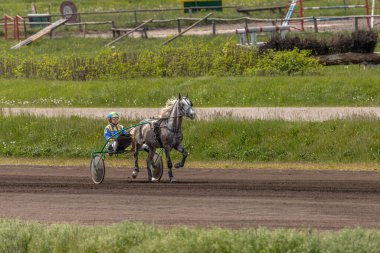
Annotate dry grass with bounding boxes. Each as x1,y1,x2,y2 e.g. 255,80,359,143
1,157,379,171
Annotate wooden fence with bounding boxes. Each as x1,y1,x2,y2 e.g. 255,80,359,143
2,9,380,41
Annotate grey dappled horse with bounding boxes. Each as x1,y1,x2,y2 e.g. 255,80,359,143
131,94,196,183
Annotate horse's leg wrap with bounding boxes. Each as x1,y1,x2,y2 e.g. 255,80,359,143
141,144,150,152
132,168,139,179
168,169,176,183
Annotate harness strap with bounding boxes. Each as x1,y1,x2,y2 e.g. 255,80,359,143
162,125,182,134
153,120,164,148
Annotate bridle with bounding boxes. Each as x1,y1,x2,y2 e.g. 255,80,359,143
178,97,193,117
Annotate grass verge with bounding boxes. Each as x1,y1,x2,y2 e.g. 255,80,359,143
1,219,380,253
2,115,380,164
0,157,379,171
1,36,234,57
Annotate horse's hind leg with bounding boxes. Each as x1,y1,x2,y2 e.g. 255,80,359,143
147,149,162,182
132,142,140,179
174,144,188,169
164,147,176,183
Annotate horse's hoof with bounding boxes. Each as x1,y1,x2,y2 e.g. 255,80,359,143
151,177,159,182
132,170,139,179
169,177,176,183
174,163,182,169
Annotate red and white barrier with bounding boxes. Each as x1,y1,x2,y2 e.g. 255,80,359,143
287,0,379,30
4,15,26,41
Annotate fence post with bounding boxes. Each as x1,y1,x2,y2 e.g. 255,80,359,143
48,2,51,39
15,16,20,40
212,20,216,35
13,17,16,40
143,27,148,38
4,16,7,40
161,13,213,46
313,17,318,32
4,16,14,41
177,19,181,33
355,17,359,32
343,0,347,15
365,0,371,29
239,33,247,45
23,19,27,39
134,11,137,25
12,17,15,39
112,21,116,38
49,17,53,39
83,23,86,38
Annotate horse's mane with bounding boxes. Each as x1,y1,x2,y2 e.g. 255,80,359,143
159,97,178,119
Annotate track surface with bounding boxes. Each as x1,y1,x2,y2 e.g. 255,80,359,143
1,165,380,230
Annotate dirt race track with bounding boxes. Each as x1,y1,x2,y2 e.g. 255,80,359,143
1,165,380,230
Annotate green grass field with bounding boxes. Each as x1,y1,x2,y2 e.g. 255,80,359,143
1,35,236,57
2,115,380,164
0,66,379,107
1,219,380,253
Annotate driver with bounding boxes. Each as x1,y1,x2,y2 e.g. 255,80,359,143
104,112,128,152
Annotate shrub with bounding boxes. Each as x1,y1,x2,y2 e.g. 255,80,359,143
248,49,323,76
260,30,378,55
351,30,378,53
0,41,323,80
212,41,259,75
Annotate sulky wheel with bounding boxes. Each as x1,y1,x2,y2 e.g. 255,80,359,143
90,155,105,184
146,152,163,181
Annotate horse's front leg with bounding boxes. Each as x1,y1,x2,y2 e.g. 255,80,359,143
132,142,140,179
174,144,188,169
164,147,175,183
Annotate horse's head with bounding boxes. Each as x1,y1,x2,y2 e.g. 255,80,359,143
178,93,196,120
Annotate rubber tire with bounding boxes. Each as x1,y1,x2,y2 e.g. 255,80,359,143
90,156,105,184
146,152,163,181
